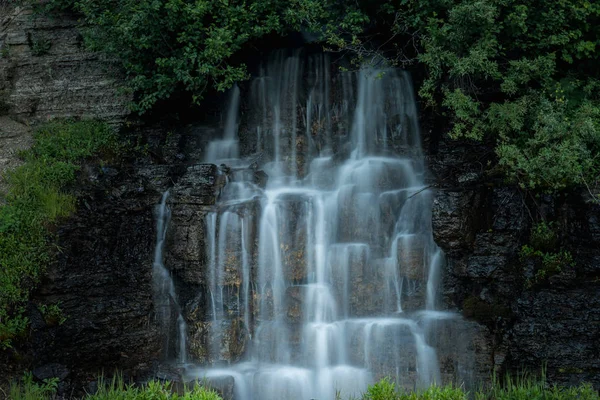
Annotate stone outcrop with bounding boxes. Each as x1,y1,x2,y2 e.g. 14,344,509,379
0,5,129,123
0,3,130,192
428,138,600,389
21,163,173,396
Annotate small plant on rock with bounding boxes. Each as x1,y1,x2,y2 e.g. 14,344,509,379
38,302,67,326
27,33,52,57
520,222,575,288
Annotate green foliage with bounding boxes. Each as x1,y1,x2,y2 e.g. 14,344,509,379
49,0,356,114
529,221,558,251
477,374,598,400
0,120,118,349
0,45,10,59
9,372,59,400
27,33,52,57
362,379,467,400
392,0,600,191
361,377,598,400
40,0,600,192
88,375,222,400
324,0,600,192
38,302,67,326
363,377,398,400
519,222,575,287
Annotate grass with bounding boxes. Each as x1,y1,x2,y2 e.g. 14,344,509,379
7,373,598,400
8,372,58,400
7,374,223,400
361,376,598,400
88,375,222,400
0,119,120,349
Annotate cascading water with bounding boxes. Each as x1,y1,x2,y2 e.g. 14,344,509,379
152,191,187,364
205,84,241,163
154,49,475,399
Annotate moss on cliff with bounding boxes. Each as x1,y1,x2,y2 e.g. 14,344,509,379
0,120,120,349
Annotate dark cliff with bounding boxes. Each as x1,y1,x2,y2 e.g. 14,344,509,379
428,137,600,388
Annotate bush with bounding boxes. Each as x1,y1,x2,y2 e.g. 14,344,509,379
0,120,119,349
41,0,364,114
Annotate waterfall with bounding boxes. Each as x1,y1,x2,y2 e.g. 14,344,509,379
205,84,241,163
159,49,475,399
152,191,187,364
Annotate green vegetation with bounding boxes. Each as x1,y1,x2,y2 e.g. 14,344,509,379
41,0,600,195
38,302,67,326
8,374,222,400
8,374,598,400
87,376,222,400
9,372,59,400
0,120,120,349
519,221,575,287
374,0,600,192
27,33,52,57
360,376,598,400
0,46,9,59
41,0,362,114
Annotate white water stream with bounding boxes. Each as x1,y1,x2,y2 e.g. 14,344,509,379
152,50,469,399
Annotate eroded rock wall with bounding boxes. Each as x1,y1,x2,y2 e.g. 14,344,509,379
428,138,600,388
0,4,129,122
0,3,129,192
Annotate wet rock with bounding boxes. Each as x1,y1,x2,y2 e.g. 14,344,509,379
509,286,600,386
397,234,426,280
379,190,409,239
188,318,248,364
337,186,381,245
457,172,481,184
204,375,235,400
489,188,527,232
24,167,165,392
171,164,225,205
165,207,208,283
33,363,70,381
286,286,304,323
432,189,483,254
426,316,494,387
465,256,507,278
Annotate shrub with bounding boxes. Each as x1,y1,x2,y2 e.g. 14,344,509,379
27,33,52,57
477,374,599,400
529,221,558,252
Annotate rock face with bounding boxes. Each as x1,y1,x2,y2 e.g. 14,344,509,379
0,4,130,191
24,163,173,395
428,139,600,389
0,5,129,123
